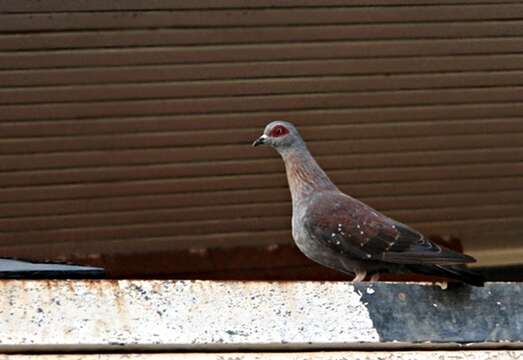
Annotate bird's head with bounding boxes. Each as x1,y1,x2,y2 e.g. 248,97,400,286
252,121,304,153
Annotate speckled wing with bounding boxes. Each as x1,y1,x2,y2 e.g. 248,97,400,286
303,191,475,265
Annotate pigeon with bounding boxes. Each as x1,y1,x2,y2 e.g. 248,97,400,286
253,121,485,286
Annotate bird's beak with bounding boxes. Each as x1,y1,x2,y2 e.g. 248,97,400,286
252,135,268,147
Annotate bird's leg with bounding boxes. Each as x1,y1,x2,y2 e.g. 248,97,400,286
351,270,367,282
370,273,380,282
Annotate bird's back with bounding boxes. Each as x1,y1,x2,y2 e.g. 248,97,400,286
300,190,475,266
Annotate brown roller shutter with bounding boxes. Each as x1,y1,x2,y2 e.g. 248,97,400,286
0,0,522,269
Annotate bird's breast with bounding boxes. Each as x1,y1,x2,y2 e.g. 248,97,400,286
291,205,309,250
291,205,329,260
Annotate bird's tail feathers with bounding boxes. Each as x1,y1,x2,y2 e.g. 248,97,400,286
436,265,485,287
408,264,485,287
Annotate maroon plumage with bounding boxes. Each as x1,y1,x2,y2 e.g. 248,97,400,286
304,191,475,265
253,121,484,286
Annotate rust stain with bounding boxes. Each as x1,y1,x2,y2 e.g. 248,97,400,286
151,281,163,293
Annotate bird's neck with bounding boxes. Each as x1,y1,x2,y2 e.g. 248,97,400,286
280,147,337,204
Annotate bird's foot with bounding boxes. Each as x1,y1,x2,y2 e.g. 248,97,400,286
435,281,448,290
351,271,367,282
369,273,380,282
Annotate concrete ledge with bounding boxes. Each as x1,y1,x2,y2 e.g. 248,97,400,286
0,280,521,351
1,353,523,360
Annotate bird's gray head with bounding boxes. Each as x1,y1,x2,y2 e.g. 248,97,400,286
252,121,304,153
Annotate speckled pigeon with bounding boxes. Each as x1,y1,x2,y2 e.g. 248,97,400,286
253,121,484,286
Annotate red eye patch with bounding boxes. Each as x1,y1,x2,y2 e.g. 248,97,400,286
270,125,289,137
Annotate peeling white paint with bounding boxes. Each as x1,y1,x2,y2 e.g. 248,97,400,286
0,280,379,349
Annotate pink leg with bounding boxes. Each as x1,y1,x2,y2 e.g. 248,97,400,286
370,273,380,282
351,271,367,282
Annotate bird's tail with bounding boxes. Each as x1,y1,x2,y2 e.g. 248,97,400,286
408,264,486,287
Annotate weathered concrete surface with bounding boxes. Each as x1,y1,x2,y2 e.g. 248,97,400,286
0,280,377,351
355,282,523,343
1,352,522,360
0,280,520,352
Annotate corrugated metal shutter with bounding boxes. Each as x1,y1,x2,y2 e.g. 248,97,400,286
1,0,522,265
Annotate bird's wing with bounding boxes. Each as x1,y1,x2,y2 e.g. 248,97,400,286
303,192,475,265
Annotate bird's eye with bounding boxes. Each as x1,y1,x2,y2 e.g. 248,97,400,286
270,125,289,137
